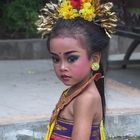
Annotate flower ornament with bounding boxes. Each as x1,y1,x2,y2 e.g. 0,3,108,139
70,0,82,9
79,2,95,21
58,0,79,19
95,2,118,38
36,0,118,38
36,2,59,38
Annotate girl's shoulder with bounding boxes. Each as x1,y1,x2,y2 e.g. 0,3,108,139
73,82,102,123
75,82,101,104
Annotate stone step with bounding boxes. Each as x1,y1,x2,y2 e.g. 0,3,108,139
0,110,140,140
105,79,140,137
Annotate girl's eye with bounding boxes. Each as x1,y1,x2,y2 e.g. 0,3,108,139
52,56,59,63
67,55,79,63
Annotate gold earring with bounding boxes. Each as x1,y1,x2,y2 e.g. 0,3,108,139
91,63,100,71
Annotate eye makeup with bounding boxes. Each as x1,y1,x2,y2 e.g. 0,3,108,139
67,55,79,63
51,55,60,63
50,50,80,64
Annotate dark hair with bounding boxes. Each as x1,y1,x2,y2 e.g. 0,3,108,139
47,18,109,122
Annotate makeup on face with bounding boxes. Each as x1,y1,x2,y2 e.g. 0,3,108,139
50,51,80,64
49,37,92,86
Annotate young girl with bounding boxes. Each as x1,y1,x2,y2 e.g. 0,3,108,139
36,0,117,140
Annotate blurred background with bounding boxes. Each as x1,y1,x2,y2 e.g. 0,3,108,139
0,0,139,39
0,0,140,140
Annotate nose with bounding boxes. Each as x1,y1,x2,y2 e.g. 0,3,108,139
60,61,68,71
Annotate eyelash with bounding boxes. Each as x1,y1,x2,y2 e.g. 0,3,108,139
51,56,59,63
51,55,79,64
67,55,79,63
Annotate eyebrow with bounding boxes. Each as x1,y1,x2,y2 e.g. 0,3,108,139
64,51,78,55
50,50,78,56
50,52,58,56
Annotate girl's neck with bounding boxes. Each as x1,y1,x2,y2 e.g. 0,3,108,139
67,73,92,96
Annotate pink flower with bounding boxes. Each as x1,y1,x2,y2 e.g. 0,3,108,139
70,0,82,9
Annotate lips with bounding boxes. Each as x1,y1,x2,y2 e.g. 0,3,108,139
61,75,71,81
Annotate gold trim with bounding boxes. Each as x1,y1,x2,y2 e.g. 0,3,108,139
92,129,99,137
54,123,68,131
58,117,74,124
58,117,100,127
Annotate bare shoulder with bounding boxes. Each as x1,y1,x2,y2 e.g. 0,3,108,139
73,81,102,124
75,82,101,106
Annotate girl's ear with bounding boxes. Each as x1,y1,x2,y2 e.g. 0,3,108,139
90,52,101,64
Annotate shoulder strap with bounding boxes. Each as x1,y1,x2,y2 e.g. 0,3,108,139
50,73,102,123
44,73,102,140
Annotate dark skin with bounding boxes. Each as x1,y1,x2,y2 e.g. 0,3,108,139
60,82,102,140
50,37,102,140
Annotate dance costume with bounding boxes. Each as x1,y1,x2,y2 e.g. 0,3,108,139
44,73,106,140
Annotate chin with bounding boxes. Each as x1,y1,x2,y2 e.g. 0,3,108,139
61,80,75,86
62,80,80,87
62,82,74,86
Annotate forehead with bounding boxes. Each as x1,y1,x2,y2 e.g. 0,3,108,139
49,37,87,53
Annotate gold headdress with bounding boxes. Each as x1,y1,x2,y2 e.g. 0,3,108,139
36,0,117,38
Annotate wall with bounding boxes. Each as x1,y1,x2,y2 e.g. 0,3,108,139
0,39,50,60
0,36,140,60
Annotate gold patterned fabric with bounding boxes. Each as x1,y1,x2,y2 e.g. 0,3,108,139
50,117,104,140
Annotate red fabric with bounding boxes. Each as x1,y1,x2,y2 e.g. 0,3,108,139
94,73,102,81
50,135,70,140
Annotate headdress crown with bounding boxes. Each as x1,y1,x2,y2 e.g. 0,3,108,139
36,0,117,38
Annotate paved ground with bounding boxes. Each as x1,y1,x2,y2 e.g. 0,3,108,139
0,59,140,138
0,59,139,122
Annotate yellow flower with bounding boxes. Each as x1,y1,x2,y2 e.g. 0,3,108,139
82,0,92,3
79,2,96,21
58,0,79,19
58,0,96,21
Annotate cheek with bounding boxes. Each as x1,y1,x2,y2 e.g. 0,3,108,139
53,64,60,77
72,58,91,76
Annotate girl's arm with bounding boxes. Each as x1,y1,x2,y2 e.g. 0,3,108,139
71,89,101,140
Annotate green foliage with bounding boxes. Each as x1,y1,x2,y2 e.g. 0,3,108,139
1,0,43,38
128,8,140,15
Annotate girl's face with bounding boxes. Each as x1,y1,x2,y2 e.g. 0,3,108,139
49,37,96,86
